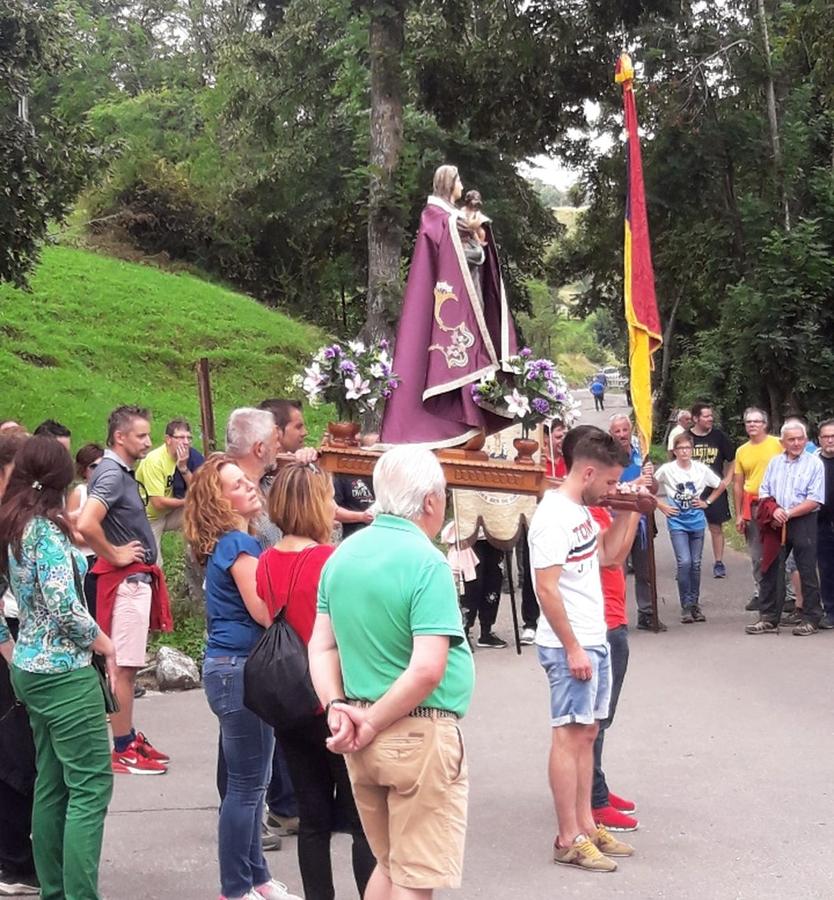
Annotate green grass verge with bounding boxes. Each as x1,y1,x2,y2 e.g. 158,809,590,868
0,245,332,445
1,246,337,659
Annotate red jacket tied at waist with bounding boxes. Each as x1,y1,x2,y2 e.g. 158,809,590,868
91,559,173,636
755,497,785,575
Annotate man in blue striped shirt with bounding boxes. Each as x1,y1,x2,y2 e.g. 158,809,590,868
746,419,824,636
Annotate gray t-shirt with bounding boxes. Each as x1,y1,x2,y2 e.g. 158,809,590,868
87,449,158,565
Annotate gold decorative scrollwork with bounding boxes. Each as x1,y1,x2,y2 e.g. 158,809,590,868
428,281,475,369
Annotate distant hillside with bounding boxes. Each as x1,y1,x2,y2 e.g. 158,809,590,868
0,247,330,445
554,205,587,232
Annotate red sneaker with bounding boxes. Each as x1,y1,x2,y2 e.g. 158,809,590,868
593,804,639,832
608,791,636,813
112,747,167,775
132,732,170,764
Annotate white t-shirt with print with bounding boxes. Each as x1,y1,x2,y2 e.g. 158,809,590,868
528,490,606,649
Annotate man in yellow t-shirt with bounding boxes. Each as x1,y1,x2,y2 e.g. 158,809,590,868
135,418,193,563
733,407,782,610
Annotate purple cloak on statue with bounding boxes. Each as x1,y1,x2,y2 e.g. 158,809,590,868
380,195,518,447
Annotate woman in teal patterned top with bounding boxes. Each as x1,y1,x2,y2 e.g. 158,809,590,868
0,516,99,671
0,436,116,900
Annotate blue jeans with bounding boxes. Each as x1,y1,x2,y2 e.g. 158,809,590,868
669,529,704,609
267,737,298,819
203,656,274,898
592,625,629,809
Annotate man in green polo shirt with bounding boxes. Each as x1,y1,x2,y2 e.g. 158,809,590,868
310,445,474,899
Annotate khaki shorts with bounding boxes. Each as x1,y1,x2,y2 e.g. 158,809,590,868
345,715,468,890
111,580,152,667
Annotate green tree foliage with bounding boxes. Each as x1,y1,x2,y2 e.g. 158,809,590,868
0,1,97,285
557,0,834,432
37,0,682,336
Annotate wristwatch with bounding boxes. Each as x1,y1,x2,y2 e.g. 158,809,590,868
326,698,349,715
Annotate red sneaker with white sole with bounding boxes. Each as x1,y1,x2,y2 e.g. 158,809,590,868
608,791,636,813
593,804,639,832
133,732,170,764
112,747,167,775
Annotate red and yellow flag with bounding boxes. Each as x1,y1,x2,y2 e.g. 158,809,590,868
615,53,662,457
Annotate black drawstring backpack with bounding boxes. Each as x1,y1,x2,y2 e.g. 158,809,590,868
243,547,320,729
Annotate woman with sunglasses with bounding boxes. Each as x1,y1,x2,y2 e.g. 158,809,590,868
257,463,374,900
183,454,301,900
655,433,724,623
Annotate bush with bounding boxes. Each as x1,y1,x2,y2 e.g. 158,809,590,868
148,532,207,665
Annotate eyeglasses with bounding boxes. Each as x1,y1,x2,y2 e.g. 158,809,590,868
745,419,765,425
820,434,834,441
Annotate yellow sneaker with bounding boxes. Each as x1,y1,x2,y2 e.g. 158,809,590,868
553,834,618,872
592,824,635,857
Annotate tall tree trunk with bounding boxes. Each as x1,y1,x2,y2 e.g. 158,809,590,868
656,288,683,423
364,0,405,345
766,380,781,429
756,0,790,231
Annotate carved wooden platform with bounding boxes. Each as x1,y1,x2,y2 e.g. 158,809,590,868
315,445,546,496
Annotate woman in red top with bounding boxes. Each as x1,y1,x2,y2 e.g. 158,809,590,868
257,463,374,900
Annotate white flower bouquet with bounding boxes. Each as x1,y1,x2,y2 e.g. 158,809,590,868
293,339,401,421
470,349,581,437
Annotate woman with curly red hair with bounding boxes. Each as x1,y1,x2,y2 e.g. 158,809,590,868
183,455,301,900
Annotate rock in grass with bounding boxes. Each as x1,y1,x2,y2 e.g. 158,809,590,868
155,646,201,691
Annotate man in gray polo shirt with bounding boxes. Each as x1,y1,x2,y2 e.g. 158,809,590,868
78,406,169,775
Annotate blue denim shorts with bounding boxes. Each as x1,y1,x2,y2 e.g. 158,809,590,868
537,644,611,727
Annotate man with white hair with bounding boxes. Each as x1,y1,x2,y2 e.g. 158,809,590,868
666,409,692,457
309,446,475,899
225,407,281,548
223,407,292,849
746,418,824,635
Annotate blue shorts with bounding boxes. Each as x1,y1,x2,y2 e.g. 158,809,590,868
537,644,611,728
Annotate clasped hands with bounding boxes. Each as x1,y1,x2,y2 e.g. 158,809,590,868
325,703,378,754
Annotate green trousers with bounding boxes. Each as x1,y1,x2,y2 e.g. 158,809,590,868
10,665,113,900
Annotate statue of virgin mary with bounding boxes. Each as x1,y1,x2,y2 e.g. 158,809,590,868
380,165,518,447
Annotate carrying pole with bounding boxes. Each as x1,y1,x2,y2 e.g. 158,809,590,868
504,550,522,655
646,511,660,631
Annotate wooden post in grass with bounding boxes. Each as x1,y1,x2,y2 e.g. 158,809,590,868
196,358,216,455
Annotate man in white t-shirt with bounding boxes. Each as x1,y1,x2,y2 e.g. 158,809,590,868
529,428,641,873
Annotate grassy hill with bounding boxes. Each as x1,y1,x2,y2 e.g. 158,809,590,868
0,246,330,445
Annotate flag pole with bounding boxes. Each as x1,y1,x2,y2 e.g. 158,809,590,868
616,52,664,631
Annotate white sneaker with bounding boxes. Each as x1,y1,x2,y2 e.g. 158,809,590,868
520,627,536,645
253,881,304,900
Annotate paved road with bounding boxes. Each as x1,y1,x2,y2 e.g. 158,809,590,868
100,393,834,899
